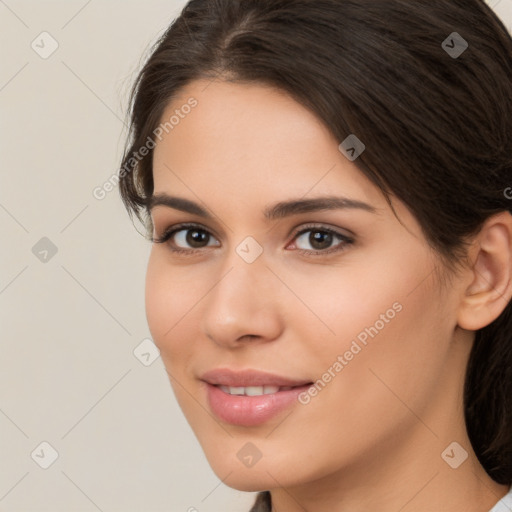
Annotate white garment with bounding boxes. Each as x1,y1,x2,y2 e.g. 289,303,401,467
489,485,512,512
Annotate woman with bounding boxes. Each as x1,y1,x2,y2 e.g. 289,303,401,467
118,1,512,510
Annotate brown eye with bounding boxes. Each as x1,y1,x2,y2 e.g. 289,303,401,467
152,223,220,253
309,231,334,250
293,227,351,253
170,227,220,250
179,228,210,248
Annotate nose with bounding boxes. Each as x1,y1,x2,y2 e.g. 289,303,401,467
200,248,283,348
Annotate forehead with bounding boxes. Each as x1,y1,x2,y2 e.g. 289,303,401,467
152,79,381,203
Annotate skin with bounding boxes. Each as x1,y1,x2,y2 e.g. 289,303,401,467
146,78,512,512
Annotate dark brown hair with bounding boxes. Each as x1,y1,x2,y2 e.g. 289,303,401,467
118,0,512,509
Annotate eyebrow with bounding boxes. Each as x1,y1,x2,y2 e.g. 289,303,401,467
147,193,377,220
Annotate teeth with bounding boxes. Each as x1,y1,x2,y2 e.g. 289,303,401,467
245,386,264,396
229,386,245,395
218,385,282,396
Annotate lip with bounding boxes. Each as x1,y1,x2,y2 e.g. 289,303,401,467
200,368,312,387
200,368,313,427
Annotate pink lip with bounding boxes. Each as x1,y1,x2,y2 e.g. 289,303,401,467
200,368,313,427
200,368,312,387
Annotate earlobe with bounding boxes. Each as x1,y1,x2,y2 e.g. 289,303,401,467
457,212,512,331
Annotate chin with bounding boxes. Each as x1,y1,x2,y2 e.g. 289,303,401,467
198,447,278,491
220,471,275,493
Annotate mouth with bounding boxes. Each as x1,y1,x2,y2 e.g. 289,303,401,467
216,384,300,396
200,368,314,426
200,367,312,388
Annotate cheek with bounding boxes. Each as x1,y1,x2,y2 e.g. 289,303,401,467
290,245,449,418
275,254,409,346
309,269,449,436
145,253,170,345
144,250,219,378
144,254,201,416
144,252,194,358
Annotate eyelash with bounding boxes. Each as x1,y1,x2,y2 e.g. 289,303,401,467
151,222,354,257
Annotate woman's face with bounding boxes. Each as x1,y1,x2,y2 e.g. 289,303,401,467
146,79,464,491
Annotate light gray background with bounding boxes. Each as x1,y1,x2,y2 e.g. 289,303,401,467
1,1,511,511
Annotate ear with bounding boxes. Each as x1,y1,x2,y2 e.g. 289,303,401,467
457,211,512,331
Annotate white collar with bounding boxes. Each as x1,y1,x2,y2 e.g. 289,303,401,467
489,485,512,512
